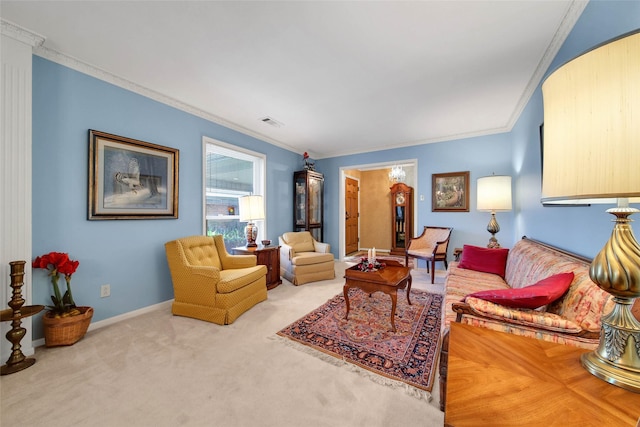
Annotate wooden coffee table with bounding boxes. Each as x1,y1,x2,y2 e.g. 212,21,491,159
343,260,412,332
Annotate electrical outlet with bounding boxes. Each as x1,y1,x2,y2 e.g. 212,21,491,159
100,284,111,298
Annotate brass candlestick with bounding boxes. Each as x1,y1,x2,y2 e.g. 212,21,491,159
1,261,44,375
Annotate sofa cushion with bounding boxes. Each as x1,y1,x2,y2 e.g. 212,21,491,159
458,245,509,278
291,252,334,266
218,265,267,293
467,272,574,309
442,262,509,329
464,296,583,333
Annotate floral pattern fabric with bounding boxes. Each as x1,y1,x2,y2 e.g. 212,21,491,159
442,238,614,349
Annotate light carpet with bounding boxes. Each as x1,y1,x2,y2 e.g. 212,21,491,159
0,261,446,427
277,288,442,400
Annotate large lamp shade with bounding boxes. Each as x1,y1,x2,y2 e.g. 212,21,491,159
541,31,640,205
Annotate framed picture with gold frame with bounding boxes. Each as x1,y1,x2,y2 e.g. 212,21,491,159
432,171,470,212
88,130,179,220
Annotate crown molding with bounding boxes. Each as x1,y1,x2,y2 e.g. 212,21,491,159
505,0,588,130
30,42,299,155
1,19,45,47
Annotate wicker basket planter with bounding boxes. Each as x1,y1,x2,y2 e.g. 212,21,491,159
43,306,93,347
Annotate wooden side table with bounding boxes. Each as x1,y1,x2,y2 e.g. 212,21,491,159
444,323,640,426
232,245,282,290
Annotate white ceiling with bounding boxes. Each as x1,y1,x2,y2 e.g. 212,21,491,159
1,1,584,159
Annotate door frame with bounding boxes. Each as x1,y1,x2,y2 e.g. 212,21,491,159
338,159,418,260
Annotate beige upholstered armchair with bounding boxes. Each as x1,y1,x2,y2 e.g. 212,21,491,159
406,226,453,284
164,235,268,325
279,231,335,285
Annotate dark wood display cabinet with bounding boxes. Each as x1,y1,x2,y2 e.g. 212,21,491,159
293,170,324,242
390,182,413,256
232,245,282,290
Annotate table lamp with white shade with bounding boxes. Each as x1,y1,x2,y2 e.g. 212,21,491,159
541,30,640,392
239,195,265,247
477,175,512,248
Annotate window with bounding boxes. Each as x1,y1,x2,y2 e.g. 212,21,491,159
203,137,265,251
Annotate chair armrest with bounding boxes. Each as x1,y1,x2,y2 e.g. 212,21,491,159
221,254,257,269
173,265,221,306
453,297,587,335
280,242,296,260
314,241,330,253
190,265,221,281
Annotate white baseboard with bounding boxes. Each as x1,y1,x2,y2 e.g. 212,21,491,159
32,300,173,348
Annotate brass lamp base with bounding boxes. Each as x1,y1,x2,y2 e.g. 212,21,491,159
580,297,640,393
486,211,501,248
585,202,640,393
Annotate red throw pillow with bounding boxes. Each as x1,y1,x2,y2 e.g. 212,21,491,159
467,272,575,309
458,245,509,278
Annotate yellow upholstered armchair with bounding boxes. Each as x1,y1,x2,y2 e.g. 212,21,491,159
279,231,335,285
164,235,268,325
405,226,453,284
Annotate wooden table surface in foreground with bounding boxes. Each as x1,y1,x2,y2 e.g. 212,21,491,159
445,323,640,427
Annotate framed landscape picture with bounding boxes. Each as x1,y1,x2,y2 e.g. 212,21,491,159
88,130,179,220
432,171,470,212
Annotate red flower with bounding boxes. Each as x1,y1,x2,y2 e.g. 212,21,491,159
32,251,80,314
58,259,79,277
303,151,309,159
32,252,71,272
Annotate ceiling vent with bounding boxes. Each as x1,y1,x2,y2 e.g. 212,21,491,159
260,116,284,128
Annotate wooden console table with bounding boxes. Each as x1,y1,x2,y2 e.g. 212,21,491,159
445,323,640,426
232,245,282,290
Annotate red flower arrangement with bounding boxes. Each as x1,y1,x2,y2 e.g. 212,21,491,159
356,257,386,272
33,252,80,316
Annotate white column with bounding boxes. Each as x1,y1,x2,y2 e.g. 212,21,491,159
1,20,45,360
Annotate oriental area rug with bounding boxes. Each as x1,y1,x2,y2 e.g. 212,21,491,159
276,288,443,401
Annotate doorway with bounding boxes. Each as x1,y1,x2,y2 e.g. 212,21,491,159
338,160,417,260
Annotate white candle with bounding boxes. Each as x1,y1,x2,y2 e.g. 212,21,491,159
372,247,376,260
368,249,372,261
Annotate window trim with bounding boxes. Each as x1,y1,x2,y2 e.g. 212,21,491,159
202,136,267,240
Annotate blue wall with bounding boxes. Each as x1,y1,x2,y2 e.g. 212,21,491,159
31,0,639,338
32,59,299,337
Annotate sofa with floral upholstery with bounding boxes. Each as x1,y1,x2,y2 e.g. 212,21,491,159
437,236,618,410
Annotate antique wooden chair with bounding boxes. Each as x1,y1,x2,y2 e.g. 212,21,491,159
405,226,453,283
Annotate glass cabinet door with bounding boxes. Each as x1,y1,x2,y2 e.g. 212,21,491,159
309,176,322,225
295,176,306,226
